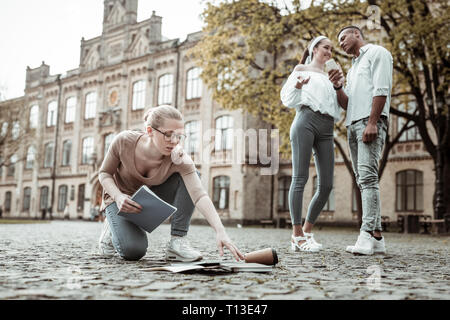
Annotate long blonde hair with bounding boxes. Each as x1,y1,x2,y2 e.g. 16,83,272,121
143,105,183,129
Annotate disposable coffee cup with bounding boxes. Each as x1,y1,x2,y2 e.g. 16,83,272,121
244,248,278,266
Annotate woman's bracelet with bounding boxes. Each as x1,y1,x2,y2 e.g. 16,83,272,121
333,85,343,90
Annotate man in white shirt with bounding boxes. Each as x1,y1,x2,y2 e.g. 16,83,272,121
329,26,393,255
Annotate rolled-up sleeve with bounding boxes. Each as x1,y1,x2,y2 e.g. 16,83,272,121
280,70,302,108
371,47,393,97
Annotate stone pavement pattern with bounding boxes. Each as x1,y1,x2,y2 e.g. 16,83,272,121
0,221,449,300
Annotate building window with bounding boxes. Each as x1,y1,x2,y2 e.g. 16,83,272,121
82,137,94,164
215,116,233,151
186,67,202,100
47,101,57,127
23,187,31,212
7,155,17,177
26,146,36,169
132,80,146,110
77,184,85,211
158,74,173,105
312,176,335,212
4,191,12,212
398,100,420,142
185,121,199,155
278,176,292,211
396,170,424,212
62,140,72,166
58,185,68,212
29,105,39,129
40,186,49,210
65,97,76,123
104,133,115,158
44,142,54,168
213,176,230,210
85,92,97,119
11,121,20,140
1,122,8,137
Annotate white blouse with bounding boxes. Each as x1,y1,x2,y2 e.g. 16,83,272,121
280,69,341,122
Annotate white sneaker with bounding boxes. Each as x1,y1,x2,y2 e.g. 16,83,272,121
291,235,321,252
165,236,203,262
98,220,116,258
373,236,386,254
345,231,374,255
303,232,323,249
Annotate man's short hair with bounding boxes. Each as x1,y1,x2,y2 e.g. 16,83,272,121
337,26,364,40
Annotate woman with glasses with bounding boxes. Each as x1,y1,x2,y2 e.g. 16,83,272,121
97,104,244,262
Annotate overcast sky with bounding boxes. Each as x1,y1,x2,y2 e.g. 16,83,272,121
0,0,210,100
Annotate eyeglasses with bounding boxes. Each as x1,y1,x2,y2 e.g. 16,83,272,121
153,127,186,143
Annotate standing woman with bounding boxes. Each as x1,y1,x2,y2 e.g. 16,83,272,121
280,36,341,252
97,104,244,262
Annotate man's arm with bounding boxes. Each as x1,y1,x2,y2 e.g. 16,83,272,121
363,96,386,143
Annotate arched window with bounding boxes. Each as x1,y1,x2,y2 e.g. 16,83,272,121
104,133,116,158
44,142,54,168
29,105,39,129
158,74,173,105
4,191,12,212
186,67,202,100
58,185,68,212
65,97,76,123
7,154,17,177
82,137,94,164
185,121,199,155
85,92,97,119
213,176,230,210
396,170,423,211
132,80,146,110
215,116,233,151
47,101,57,127
11,121,20,140
278,176,292,211
62,140,72,166
26,146,36,169
398,100,420,142
23,187,31,212
40,186,49,210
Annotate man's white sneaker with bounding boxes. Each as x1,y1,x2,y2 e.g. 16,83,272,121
165,236,203,262
98,220,116,258
346,231,374,255
372,236,386,254
303,232,323,250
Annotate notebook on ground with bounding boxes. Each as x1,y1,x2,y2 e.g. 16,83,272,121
117,185,177,234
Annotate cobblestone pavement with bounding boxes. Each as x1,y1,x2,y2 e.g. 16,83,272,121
0,221,449,300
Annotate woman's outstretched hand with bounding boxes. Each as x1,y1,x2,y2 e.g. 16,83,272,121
295,76,310,89
216,230,245,261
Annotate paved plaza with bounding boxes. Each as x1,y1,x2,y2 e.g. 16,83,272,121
0,220,449,300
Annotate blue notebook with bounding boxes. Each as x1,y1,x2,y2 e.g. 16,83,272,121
117,185,177,234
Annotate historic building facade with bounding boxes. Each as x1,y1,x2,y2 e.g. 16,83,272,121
0,0,435,226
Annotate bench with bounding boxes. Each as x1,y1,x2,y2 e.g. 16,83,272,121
397,214,421,233
381,216,391,232
260,219,276,228
419,215,432,234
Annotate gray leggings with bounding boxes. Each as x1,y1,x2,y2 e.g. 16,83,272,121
105,172,197,261
289,106,335,225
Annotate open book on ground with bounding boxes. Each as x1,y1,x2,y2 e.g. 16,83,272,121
139,260,273,274
117,185,177,234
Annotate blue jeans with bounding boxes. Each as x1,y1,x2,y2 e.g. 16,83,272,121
347,117,387,232
104,172,197,261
